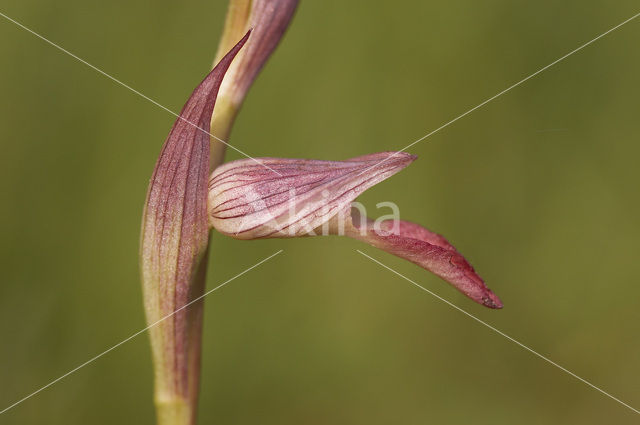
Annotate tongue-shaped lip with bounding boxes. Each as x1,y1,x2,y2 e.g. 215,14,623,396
348,213,503,309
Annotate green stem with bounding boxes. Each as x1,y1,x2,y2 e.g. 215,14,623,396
155,398,193,425
210,95,239,169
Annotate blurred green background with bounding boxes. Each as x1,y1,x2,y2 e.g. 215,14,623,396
1,0,639,423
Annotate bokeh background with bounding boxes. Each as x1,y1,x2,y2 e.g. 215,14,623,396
1,0,639,423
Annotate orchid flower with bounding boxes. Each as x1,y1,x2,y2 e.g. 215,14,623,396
208,154,503,309
141,1,499,424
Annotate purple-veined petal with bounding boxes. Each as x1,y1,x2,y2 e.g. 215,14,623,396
345,211,503,309
208,152,416,239
140,31,249,421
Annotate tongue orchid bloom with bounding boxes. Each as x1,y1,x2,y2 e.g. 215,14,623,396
208,153,503,309
141,2,499,422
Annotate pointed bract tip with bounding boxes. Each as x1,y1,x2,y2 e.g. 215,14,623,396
236,29,252,51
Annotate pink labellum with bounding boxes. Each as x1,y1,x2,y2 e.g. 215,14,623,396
346,213,503,309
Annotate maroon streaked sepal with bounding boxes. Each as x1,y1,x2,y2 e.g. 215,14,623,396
208,152,416,239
